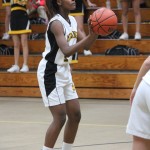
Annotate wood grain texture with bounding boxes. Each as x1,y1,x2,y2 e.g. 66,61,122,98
1,39,150,54
0,55,146,70
0,3,149,99
0,87,131,99
0,72,136,88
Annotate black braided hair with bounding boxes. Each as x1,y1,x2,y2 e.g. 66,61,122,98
46,0,60,19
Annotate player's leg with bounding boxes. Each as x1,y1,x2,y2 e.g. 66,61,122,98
62,99,81,150
37,64,67,150
13,35,20,65
132,136,150,150
119,0,129,39
2,6,11,40
132,0,141,40
61,79,81,150
20,34,29,72
64,99,81,143
7,35,20,72
44,104,67,148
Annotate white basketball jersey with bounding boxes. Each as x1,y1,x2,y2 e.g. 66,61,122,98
143,69,150,85
42,14,77,65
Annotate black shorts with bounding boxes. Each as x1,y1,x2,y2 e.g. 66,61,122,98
70,0,84,16
2,0,10,6
9,9,32,34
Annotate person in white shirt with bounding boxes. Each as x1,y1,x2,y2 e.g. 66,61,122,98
126,56,150,150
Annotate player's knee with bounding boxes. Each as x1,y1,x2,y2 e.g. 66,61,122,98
73,111,81,123
56,112,67,127
13,41,20,49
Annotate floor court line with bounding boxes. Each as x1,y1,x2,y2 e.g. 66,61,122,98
0,98,131,150
54,141,132,149
0,120,126,128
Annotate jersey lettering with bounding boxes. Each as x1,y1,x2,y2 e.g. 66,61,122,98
67,31,77,42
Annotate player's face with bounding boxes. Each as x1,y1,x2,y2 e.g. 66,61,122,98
59,0,76,10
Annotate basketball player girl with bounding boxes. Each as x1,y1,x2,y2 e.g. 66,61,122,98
37,0,97,150
7,0,32,73
126,56,150,150
2,0,11,40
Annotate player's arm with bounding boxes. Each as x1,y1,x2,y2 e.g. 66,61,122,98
50,20,97,57
77,18,97,50
133,56,150,89
130,56,150,103
77,26,92,50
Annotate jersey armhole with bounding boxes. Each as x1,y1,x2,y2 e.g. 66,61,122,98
48,20,66,36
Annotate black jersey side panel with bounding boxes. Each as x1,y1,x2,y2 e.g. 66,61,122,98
44,27,59,96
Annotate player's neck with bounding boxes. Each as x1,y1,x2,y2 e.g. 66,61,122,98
60,11,70,24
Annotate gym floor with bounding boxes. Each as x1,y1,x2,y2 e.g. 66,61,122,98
0,97,132,150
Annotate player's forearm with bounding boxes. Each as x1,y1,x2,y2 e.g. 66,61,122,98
64,34,97,57
83,34,98,50
133,56,150,89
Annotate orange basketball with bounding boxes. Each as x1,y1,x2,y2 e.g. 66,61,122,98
89,7,118,36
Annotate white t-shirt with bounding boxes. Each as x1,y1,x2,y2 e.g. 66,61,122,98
143,69,150,85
